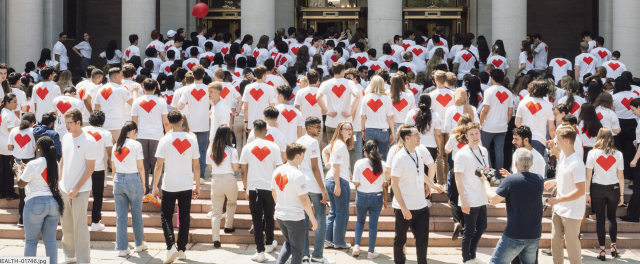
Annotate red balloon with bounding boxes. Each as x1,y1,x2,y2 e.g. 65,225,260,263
192,3,209,18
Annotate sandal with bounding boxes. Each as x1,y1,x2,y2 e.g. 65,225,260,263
611,244,620,258
597,248,606,261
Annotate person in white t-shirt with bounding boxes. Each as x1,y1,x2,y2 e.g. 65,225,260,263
429,71,455,183
581,30,597,53
122,34,140,64
147,30,166,61
453,40,478,83
575,42,597,82
557,79,584,117
94,67,134,142
531,34,549,71
152,111,200,263
99,40,122,66
52,87,86,139
32,67,63,122
603,51,627,79
80,69,104,124
480,69,513,179
7,73,29,115
316,63,360,141
361,76,395,160
515,81,556,158
0,94,20,200
59,109,98,264
545,125,586,264
294,70,324,146
548,54,573,84
72,33,92,69
182,48,200,71
516,40,534,76
53,33,69,71
274,85,304,144
242,66,277,133
486,46,509,75
590,37,612,67
350,42,369,69
7,112,36,226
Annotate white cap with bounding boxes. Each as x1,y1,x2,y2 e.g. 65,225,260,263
167,30,177,38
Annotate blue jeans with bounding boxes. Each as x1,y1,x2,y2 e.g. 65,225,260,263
489,235,540,264
354,131,363,159
304,192,327,259
113,172,145,250
194,131,209,179
462,205,488,262
480,131,506,172
325,177,350,246
24,196,60,264
365,128,390,161
354,191,383,253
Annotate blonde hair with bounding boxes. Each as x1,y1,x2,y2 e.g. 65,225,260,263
556,125,577,144
330,121,354,151
56,70,74,90
593,127,617,155
545,78,557,100
452,114,473,143
367,76,386,95
434,70,446,83
389,75,405,104
445,72,457,87
299,76,309,89
403,51,413,62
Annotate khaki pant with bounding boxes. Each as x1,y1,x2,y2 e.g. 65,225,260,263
60,191,91,263
551,211,582,264
436,133,449,185
211,173,238,241
233,116,247,153
326,126,336,144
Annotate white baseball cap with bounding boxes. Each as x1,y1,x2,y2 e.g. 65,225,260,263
167,30,177,38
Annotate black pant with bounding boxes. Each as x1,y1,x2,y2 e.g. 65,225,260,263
0,155,15,195
447,168,464,226
462,205,487,262
503,118,516,173
625,158,640,221
91,170,105,223
426,147,437,183
17,158,34,225
615,118,637,180
583,147,593,164
249,189,275,252
393,206,430,264
160,190,192,251
591,183,619,246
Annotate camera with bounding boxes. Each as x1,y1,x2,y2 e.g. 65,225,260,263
475,167,497,183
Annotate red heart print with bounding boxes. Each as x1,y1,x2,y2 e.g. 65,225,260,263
622,97,633,110
367,99,383,112
436,94,452,107
191,88,206,101
250,88,264,101
125,49,131,58
635,91,640,96
411,87,419,95
253,50,260,58
519,95,524,101
597,112,603,120
14,134,31,148
26,105,30,112
36,87,49,100
527,58,533,64
39,167,49,184
86,131,102,142
275,173,288,191
492,59,503,68
221,47,229,55
221,87,230,99
289,93,295,100
251,146,271,161
596,155,617,171
187,62,196,70
370,64,381,71
149,45,156,49
545,46,548,53
172,138,192,154
331,55,339,62
457,142,466,149
266,81,274,86
439,40,444,46
22,73,28,77
114,147,130,162
413,114,417,121
205,55,214,62
78,88,86,100
291,47,300,55
453,113,461,122
165,45,171,51
597,50,608,59
233,71,241,77
496,91,509,104
56,101,72,114
265,134,275,142
362,168,381,184
391,50,395,56
235,86,240,91
356,56,367,65
461,53,473,62
100,88,113,100
140,100,156,113
408,67,412,72
393,99,408,112
570,102,580,114
609,63,620,71
304,93,317,106
332,85,347,98
402,43,411,51
165,66,171,74
549,97,555,103
478,94,482,102
583,56,594,65
526,101,542,115
384,60,394,68
282,109,297,123
240,48,245,54
556,60,567,67
164,95,173,104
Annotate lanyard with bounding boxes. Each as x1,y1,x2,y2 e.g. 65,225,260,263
470,147,487,168
404,147,420,174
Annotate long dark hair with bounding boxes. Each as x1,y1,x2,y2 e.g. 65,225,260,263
106,40,118,60
240,34,253,49
37,136,64,215
587,80,603,103
0,93,17,112
467,77,482,108
37,49,52,68
19,113,36,130
229,43,242,58
476,36,490,63
416,94,433,134
211,125,233,166
522,40,533,61
495,40,506,57
24,62,36,73
578,103,602,138
115,121,137,154
564,80,580,110
363,140,383,176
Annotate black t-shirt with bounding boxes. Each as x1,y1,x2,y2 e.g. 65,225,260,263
495,171,545,239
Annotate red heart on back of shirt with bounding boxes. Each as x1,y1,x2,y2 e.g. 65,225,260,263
583,56,594,65
597,50,608,59
36,87,49,100
101,88,113,100
250,88,264,101
140,100,157,113
282,109,297,123
492,59,503,68
14,134,31,148
596,155,616,171
253,50,260,58
275,173,288,191
436,94,452,107
556,60,567,67
597,112,603,120
370,64,381,72
526,101,542,115
305,93,317,106
221,87,230,99
191,88,206,101
291,47,300,55
125,49,131,58
172,138,192,154
86,131,102,142
622,97,633,110
251,146,271,161
356,56,367,65
114,147,130,162
412,48,423,57
221,47,229,55
393,99,408,112
495,91,509,104
164,95,173,104
332,85,346,98
362,168,381,184
367,99,383,112
453,113,461,122
402,43,411,51
570,102,580,114
609,63,620,71
56,101,72,114
384,60,394,68
461,53,473,62
41,168,48,184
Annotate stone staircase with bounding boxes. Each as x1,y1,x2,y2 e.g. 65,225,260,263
1,180,640,248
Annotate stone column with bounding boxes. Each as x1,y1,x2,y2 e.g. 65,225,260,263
613,0,640,75
492,0,526,81
186,0,198,35
242,0,275,49
122,0,156,60
599,0,613,50
368,0,402,59
160,0,188,37
43,0,63,53
275,0,295,32
470,0,492,44
0,1,7,63
7,0,44,69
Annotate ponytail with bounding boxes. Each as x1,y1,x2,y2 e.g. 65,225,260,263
416,94,433,134
19,113,36,130
0,93,16,112
363,140,383,176
37,136,64,215
565,80,579,110
115,121,137,154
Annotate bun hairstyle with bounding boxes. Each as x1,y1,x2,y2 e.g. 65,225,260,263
37,136,64,215
19,113,36,130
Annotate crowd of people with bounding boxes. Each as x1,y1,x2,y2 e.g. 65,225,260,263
1,24,640,264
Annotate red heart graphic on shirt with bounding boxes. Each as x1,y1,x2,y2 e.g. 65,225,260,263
367,99,383,112
101,88,113,100
597,50,608,59
527,58,533,64
453,112,461,122
86,131,102,142
278,56,288,66
165,45,172,51
275,173,288,191
391,49,395,56
370,64,381,72
186,62,196,70
635,91,640,96
266,81,275,87
549,97,555,103
332,85,346,98
439,41,444,46
461,53,473,62
164,66,171,74
56,101,72,114
221,47,229,55
14,134,31,148
114,147,130,162
411,87,419,95
265,134,275,142
331,55,339,62
78,88,86,100
205,55,214,63
172,138,192,154
609,63,620,71
492,59,503,68
125,49,131,58
240,48,245,54
393,99,408,112
402,43,411,51
191,88,206,101
622,97,633,110
289,93,295,101
140,100,156,113
291,47,300,55
356,56,367,65
570,102,580,114
253,50,260,58
220,87,230,99
149,45,156,49
36,87,49,100
478,94,482,102
597,112,603,120
250,88,264,101
384,60,394,68
519,95,524,101
408,67,412,72
556,60,567,67
436,94,452,107
22,73,28,77
282,109,297,123
583,56,594,65
596,155,617,171
41,168,48,184
526,101,542,115
362,168,381,184
413,114,417,121
164,95,173,104
496,91,509,104
233,71,241,77
456,142,467,149
251,146,271,161
545,46,548,52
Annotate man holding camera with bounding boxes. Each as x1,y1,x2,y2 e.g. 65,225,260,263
454,123,490,264
482,148,545,264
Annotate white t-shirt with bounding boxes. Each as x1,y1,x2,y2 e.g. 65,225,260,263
586,149,624,185
131,95,168,140
100,50,122,64
146,40,166,58
52,96,86,138
350,52,370,69
482,85,514,133
429,88,454,119
408,83,423,108
454,145,490,207
378,55,399,71
206,146,239,175
182,58,200,71
81,126,113,171
53,41,68,70
443,105,480,133
427,38,449,51
510,148,545,177
427,46,450,60
398,62,418,74
577,121,597,147
239,138,283,191
0,108,20,155
252,48,270,66
79,82,101,123
590,47,612,67
363,60,386,73
209,100,231,142
274,104,304,145
318,78,359,128
124,45,140,62
11,88,28,116
360,93,394,129
575,53,597,82
486,55,509,73
294,87,323,121
326,140,351,182
553,152,586,220
32,81,62,122
516,97,554,143
557,95,585,117
60,133,98,193
518,51,534,75
74,41,93,58
603,60,627,79
390,91,415,123
178,84,210,132
242,83,277,130
549,58,572,83
404,109,441,148
122,80,143,121
155,132,200,192
353,159,386,193
595,106,620,135
272,164,308,221
95,83,132,130
612,91,636,120
247,126,287,153
453,49,478,80
159,61,174,76
111,138,143,173
143,57,164,74
220,82,241,111
295,135,324,194
8,128,35,159
20,157,52,202
446,134,484,161
533,42,548,70
390,148,433,210
389,45,404,62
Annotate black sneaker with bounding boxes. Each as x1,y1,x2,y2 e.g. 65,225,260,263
6,192,19,200
213,241,221,248
541,248,552,256
452,222,462,240
224,228,236,233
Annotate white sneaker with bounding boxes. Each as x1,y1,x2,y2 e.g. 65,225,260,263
302,256,310,263
323,241,334,249
352,245,360,256
334,243,351,249
134,241,148,252
310,257,325,263
91,222,105,232
207,211,213,218
177,250,186,260
464,261,474,264
58,256,77,264
199,178,205,184
104,180,107,188
367,252,380,259
265,240,278,253
473,258,487,264
250,252,267,262
164,245,179,264
118,249,130,257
